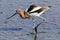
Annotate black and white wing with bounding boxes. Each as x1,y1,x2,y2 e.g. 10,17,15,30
25,4,37,12
25,4,50,16
25,4,43,13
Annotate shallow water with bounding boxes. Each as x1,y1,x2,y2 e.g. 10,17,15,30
0,0,60,40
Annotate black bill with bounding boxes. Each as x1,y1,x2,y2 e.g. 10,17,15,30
7,13,17,19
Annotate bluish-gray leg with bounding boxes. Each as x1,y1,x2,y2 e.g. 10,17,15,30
32,18,37,33
38,16,60,26
38,16,47,21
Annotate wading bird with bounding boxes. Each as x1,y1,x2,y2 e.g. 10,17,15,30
7,4,51,19
7,4,52,33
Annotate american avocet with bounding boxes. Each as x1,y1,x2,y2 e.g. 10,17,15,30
7,4,52,33
7,4,51,20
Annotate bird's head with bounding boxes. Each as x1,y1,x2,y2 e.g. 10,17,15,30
16,9,24,15
16,9,30,19
7,9,30,19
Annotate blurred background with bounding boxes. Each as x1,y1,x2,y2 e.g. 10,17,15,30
0,0,60,40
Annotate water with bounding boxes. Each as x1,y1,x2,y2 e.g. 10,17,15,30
0,27,22,31
0,0,60,40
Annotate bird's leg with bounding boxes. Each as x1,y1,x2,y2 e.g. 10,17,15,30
32,18,36,29
38,16,47,21
38,16,60,26
32,18,37,34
